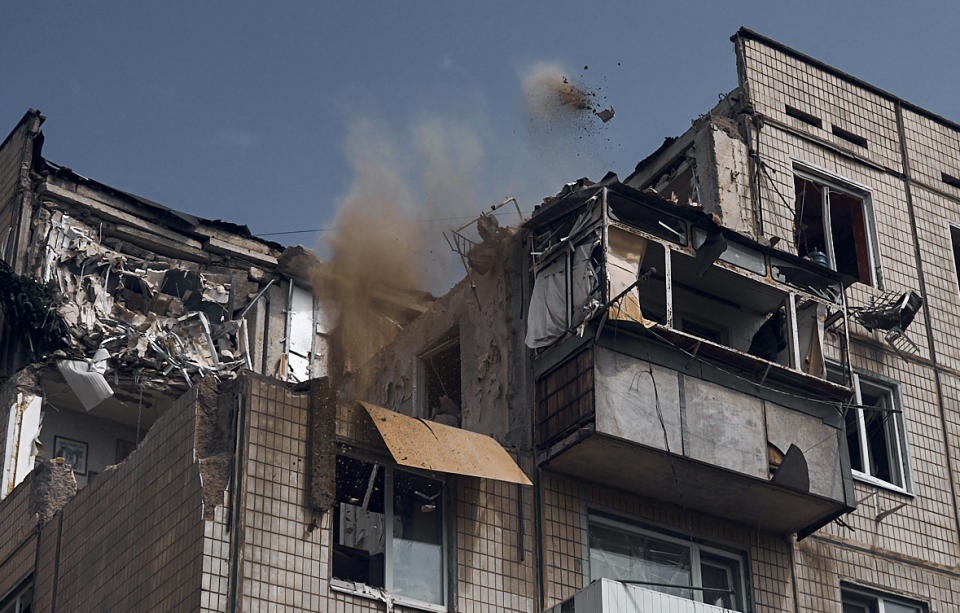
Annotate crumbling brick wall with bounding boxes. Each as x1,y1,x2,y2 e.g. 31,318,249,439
0,473,41,600
33,384,206,613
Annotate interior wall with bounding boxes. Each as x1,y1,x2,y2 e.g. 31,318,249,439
39,407,141,488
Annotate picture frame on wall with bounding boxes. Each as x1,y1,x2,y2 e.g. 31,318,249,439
54,436,88,475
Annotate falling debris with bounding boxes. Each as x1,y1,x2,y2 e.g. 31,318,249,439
522,62,615,126
57,348,112,410
594,107,615,123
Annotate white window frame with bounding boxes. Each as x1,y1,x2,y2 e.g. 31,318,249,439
586,513,749,612
845,371,913,494
331,457,449,612
793,165,882,288
842,584,926,612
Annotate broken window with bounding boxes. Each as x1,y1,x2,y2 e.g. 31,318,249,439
671,250,791,366
418,336,461,426
0,578,33,613
333,455,446,607
830,368,910,490
794,173,878,286
951,226,960,296
525,230,603,348
842,585,925,613
285,283,316,383
608,192,687,245
588,514,746,611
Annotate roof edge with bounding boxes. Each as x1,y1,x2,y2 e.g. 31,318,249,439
732,27,960,134
0,109,44,155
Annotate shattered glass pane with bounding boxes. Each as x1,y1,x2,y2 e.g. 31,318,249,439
392,470,444,604
608,194,687,245
333,456,385,587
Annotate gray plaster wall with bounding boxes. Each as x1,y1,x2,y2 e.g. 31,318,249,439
765,402,843,501
39,406,140,488
593,346,844,502
683,376,768,479
594,349,681,453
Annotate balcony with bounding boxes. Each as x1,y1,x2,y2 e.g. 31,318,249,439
545,579,739,613
526,180,856,536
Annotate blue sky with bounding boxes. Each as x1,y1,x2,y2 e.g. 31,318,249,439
3,2,960,260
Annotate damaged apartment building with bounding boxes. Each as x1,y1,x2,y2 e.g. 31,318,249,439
1,26,960,613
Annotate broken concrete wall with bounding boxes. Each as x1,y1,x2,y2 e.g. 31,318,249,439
355,228,530,446
623,89,756,240
692,115,753,234
0,170,334,424
0,367,41,499
0,110,43,272
0,459,75,603
0,115,338,403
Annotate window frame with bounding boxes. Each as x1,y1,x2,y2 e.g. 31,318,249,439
585,512,749,612
841,583,927,613
0,577,32,613
950,224,960,299
833,365,913,495
415,334,461,422
331,454,450,612
793,165,882,288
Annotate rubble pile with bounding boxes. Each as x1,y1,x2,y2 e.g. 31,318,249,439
0,260,69,360
38,212,268,391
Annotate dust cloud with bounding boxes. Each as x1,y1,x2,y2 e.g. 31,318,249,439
522,62,614,124
317,61,617,374
315,117,486,372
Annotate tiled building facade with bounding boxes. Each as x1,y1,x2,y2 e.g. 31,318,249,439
735,29,960,610
4,28,960,613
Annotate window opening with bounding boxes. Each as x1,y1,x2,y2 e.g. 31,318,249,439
951,226,960,296
588,515,746,611
841,585,926,613
0,579,33,613
392,469,444,604
670,250,791,366
795,173,877,286
785,105,823,128
333,456,386,588
941,172,960,190
333,455,446,606
419,337,461,426
831,125,868,148
830,366,909,490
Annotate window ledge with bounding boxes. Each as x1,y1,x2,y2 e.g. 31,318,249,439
852,471,915,498
330,579,447,613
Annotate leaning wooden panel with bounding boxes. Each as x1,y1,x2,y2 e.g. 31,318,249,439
359,401,532,485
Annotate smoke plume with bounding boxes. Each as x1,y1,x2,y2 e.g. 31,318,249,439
317,116,489,373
